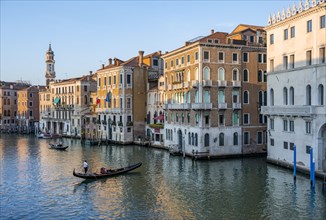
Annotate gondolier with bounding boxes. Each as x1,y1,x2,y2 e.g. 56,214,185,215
83,160,88,174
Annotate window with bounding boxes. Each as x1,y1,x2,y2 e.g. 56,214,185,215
214,39,219,43
243,69,249,82
257,131,263,144
233,132,238,145
187,54,190,63
243,113,250,125
176,58,179,66
98,78,101,87
204,134,209,147
218,68,225,81
203,51,209,61
218,52,224,63
320,47,325,64
219,133,224,146
113,75,116,84
270,34,274,44
232,69,239,81
195,52,198,60
232,53,238,63
283,87,288,105
307,20,312,32
153,59,158,66
320,15,325,29
270,118,274,130
219,113,225,126
318,84,324,105
283,56,288,70
203,67,210,80
127,74,131,84
306,146,311,154
243,91,249,104
289,87,294,105
283,120,288,131
244,132,250,145
290,26,295,38
289,120,294,132
258,70,263,82
306,85,311,105
270,89,274,106
243,52,248,62
29,110,33,117
104,77,107,86
283,141,288,149
233,111,239,126
306,50,312,66
290,143,294,150
270,138,274,146
181,57,184,64
288,55,294,69
258,54,262,63
306,121,311,134
187,113,190,124
270,59,274,72
170,60,174,67
284,29,288,40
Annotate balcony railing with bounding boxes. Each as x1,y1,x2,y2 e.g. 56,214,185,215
218,80,227,87
218,103,227,109
168,103,191,110
203,80,212,87
191,103,212,110
261,105,316,117
232,81,241,87
183,81,190,88
192,80,199,88
232,103,242,109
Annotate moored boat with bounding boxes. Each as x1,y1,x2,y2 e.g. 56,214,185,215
73,162,142,179
49,143,69,150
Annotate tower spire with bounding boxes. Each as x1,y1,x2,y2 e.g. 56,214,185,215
45,44,55,86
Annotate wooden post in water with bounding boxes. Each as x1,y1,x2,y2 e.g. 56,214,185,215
293,145,296,180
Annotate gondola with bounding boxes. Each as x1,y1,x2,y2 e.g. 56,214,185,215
49,143,69,150
73,162,142,179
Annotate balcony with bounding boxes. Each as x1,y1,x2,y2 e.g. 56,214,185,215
173,82,183,90
192,80,199,88
218,80,227,87
261,105,317,117
232,81,241,87
167,103,191,110
218,103,227,109
203,80,212,87
183,81,190,89
191,103,212,110
168,84,173,90
232,103,242,109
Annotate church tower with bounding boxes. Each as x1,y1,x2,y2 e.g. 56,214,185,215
45,44,56,86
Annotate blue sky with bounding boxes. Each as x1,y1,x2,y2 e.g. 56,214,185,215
1,0,292,85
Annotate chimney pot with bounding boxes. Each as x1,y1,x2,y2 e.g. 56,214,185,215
138,51,144,67
102,64,104,69
109,58,112,65
211,29,214,34
89,71,93,75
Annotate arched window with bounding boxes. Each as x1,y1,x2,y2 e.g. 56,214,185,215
270,89,274,106
204,90,210,103
187,70,191,82
243,69,249,82
289,87,294,105
258,91,263,106
232,68,239,81
195,133,198,146
283,87,288,105
233,132,238,145
318,84,324,105
243,91,249,104
204,133,209,147
84,95,88,105
188,132,191,145
195,68,199,80
219,133,224,146
306,85,311,105
203,67,210,80
195,90,199,103
258,70,263,82
218,67,225,80
191,133,194,145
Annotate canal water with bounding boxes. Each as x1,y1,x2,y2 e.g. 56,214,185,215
0,134,325,219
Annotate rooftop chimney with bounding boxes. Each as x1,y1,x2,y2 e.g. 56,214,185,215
158,50,162,55
102,64,104,69
211,29,214,34
138,51,144,67
89,71,93,75
109,58,112,65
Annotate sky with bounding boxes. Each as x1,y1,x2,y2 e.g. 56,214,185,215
1,0,293,86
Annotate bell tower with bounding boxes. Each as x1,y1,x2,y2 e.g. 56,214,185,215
45,44,56,86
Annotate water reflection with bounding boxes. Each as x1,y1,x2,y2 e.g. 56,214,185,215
0,134,325,219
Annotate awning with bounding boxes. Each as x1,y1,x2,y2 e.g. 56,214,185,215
53,97,60,104
153,114,164,120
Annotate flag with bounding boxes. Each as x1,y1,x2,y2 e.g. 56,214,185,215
105,92,111,103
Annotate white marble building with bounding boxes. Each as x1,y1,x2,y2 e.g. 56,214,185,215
262,0,326,172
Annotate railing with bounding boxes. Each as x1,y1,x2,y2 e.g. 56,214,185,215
232,103,242,109
218,80,227,87
192,80,199,88
191,103,212,110
203,80,212,87
261,105,315,116
183,81,190,88
218,103,227,109
168,103,191,110
232,81,241,87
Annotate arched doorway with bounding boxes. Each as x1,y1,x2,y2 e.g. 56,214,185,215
178,129,183,152
318,123,326,172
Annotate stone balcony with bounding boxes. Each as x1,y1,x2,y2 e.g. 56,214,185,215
218,103,227,109
218,80,227,87
192,80,199,88
232,81,241,87
203,80,212,87
232,103,242,109
261,105,323,117
191,103,212,110
167,103,191,110
183,81,190,89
